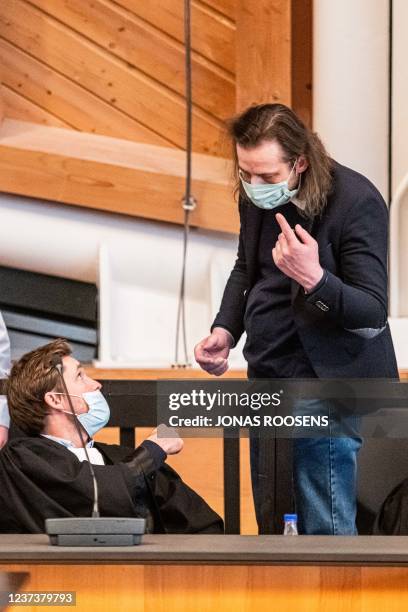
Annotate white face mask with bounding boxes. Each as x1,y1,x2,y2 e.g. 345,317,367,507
239,160,301,210
52,390,110,437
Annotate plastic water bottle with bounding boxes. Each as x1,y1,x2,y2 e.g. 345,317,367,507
283,513,298,535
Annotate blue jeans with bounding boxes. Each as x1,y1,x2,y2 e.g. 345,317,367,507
293,436,362,535
250,399,363,535
293,398,362,534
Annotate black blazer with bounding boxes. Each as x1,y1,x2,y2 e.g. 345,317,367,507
212,161,399,379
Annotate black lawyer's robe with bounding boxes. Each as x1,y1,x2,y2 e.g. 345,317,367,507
0,437,224,534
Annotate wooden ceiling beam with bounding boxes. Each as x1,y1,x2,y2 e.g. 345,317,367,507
0,119,238,234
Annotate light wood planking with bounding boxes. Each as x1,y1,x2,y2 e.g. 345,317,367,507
0,85,5,126
1,84,70,128
236,0,291,111
239,436,257,533
113,0,235,74
0,0,226,156
0,119,238,233
0,38,174,146
3,564,408,612
291,0,313,127
199,0,236,21
29,0,235,121
235,0,312,126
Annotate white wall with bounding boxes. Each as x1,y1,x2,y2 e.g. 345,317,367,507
390,0,408,318
313,0,408,367
388,0,408,365
313,0,389,198
392,0,408,197
0,193,247,368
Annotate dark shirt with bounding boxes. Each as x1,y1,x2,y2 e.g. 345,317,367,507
243,202,317,378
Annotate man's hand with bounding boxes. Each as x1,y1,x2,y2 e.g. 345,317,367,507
147,424,184,455
272,212,324,292
194,327,233,376
0,425,9,449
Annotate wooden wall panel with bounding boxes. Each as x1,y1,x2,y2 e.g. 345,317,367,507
291,0,313,126
199,0,236,21
236,0,291,110
0,84,6,126
5,563,408,612
0,38,173,146
113,0,235,74
29,0,234,121
1,84,69,128
0,0,226,156
235,0,312,126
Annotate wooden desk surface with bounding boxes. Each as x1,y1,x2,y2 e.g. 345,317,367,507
3,535,408,612
1,534,408,567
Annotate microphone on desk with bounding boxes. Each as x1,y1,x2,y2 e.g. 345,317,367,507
44,354,145,547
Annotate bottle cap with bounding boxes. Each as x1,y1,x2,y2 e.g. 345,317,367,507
284,514,297,521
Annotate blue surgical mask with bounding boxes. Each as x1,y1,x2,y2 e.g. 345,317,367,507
240,161,300,210
53,390,110,437
77,390,110,437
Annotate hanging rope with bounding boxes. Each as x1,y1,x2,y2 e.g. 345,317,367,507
173,0,196,368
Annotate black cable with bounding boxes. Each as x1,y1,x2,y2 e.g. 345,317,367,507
51,357,100,518
388,0,393,208
174,0,196,367
387,0,393,311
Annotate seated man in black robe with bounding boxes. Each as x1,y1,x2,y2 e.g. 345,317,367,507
0,339,223,534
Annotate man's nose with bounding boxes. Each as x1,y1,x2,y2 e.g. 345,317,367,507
87,376,101,391
250,175,266,185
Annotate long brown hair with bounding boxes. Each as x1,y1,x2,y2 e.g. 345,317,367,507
6,339,72,435
229,103,333,218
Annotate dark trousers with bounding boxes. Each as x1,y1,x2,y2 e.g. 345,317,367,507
249,430,294,534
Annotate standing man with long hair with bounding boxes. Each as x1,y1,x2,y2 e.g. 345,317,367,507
195,104,398,535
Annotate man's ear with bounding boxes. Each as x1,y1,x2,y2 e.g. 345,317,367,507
44,391,63,411
296,155,309,174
